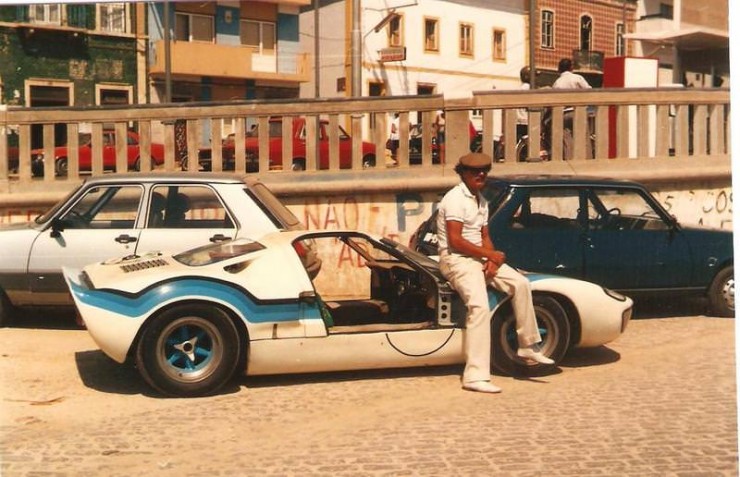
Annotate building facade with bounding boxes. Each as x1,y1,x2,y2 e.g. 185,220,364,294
300,0,529,99
628,0,729,86
147,0,311,104
533,0,638,87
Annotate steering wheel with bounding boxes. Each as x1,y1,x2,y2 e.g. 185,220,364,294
607,207,621,216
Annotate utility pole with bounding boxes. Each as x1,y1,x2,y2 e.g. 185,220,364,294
351,0,361,97
529,0,536,88
164,0,172,103
314,0,320,98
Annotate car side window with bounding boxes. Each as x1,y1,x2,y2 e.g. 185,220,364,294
61,185,142,229
589,188,669,231
149,185,234,229
510,189,580,229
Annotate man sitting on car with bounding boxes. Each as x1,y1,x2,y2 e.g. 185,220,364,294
436,152,553,394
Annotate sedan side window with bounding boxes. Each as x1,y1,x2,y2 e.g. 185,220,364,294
510,189,580,229
149,185,234,229
61,185,142,229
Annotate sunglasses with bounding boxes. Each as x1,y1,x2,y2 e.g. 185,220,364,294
463,166,491,175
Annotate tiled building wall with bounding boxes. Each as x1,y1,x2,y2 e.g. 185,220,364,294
537,0,636,73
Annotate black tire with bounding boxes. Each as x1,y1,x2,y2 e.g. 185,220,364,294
491,294,570,376
708,266,734,317
54,157,68,177
135,304,241,397
362,154,376,168
133,157,155,172
0,289,14,327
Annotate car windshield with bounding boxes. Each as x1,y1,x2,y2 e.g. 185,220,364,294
35,183,85,224
380,237,441,272
174,239,265,266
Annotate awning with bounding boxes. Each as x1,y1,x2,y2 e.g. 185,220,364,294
624,27,729,50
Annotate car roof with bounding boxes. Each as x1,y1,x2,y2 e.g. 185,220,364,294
80,172,258,186
487,174,646,189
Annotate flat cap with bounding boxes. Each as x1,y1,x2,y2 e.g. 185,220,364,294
458,152,492,168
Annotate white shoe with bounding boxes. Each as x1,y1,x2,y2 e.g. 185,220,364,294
517,345,555,365
462,381,502,394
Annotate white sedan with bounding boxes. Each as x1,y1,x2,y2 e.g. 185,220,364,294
64,230,633,397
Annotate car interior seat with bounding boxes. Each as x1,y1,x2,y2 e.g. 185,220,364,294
164,193,191,227
147,192,167,228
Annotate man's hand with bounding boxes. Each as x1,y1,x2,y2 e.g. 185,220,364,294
487,250,506,266
483,260,500,279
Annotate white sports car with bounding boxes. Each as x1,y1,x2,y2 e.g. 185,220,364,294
64,230,633,397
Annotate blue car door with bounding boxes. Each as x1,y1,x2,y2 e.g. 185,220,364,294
582,187,692,290
490,187,586,280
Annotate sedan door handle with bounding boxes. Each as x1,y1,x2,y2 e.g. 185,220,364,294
115,234,138,244
209,234,231,243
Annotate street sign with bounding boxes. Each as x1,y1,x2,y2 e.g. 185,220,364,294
378,47,406,62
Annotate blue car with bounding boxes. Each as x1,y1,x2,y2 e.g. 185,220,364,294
411,175,734,317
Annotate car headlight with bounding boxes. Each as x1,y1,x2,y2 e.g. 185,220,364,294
602,287,627,302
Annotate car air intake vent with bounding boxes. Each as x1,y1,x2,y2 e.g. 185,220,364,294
120,258,169,273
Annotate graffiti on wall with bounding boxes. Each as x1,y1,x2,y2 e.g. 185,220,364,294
653,187,732,230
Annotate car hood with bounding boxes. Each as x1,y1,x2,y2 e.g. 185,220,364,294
680,225,734,258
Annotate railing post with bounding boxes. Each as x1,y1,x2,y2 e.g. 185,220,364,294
0,106,8,186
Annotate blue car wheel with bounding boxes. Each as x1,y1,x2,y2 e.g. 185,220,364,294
136,304,240,397
491,294,570,376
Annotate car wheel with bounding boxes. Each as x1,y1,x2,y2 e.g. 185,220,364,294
291,159,306,171
133,157,156,172
708,266,734,317
491,294,570,376
54,158,68,177
135,304,241,397
362,154,376,168
0,289,14,327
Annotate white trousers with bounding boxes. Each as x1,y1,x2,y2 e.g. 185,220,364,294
439,254,542,384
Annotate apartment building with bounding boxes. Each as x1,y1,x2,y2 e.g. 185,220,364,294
0,3,144,108
147,0,311,103
299,0,529,99
628,0,729,86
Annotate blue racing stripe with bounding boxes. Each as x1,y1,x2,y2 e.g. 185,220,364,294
69,278,311,323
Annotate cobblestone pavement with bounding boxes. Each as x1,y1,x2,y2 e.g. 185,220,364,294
0,311,737,476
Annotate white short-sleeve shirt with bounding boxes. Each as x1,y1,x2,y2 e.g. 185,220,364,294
436,182,488,255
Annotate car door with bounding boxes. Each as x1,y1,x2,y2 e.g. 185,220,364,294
583,187,692,290
27,184,144,301
134,184,237,255
490,187,586,279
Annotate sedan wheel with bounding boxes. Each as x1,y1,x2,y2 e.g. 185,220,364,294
54,158,68,177
491,294,570,376
708,266,734,317
136,304,240,397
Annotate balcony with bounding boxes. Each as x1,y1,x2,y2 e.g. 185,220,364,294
149,40,310,83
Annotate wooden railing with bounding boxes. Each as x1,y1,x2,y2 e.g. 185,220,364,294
0,88,730,194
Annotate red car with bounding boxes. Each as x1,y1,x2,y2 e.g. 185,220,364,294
189,117,377,172
31,130,165,177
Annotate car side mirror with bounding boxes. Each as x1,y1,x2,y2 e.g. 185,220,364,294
50,218,64,238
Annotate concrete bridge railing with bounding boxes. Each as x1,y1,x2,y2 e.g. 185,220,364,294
0,88,731,198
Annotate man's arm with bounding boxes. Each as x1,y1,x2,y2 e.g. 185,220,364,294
446,220,505,266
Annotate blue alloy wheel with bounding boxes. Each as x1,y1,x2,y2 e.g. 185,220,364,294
136,304,241,397
491,294,570,376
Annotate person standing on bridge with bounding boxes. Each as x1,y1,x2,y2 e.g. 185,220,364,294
437,152,553,394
